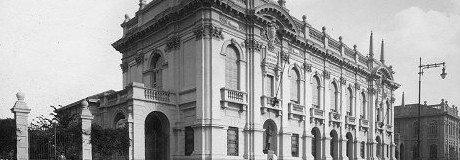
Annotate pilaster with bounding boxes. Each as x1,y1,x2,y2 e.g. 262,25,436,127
10,92,31,160
81,100,93,160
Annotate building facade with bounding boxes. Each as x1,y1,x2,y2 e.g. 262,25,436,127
395,99,459,160
62,0,401,159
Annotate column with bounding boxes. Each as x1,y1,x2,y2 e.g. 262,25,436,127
339,138,347,160
81,100,93,160
127,105,134,160
304,133,315,160
10,92,31,160
323,137,333,160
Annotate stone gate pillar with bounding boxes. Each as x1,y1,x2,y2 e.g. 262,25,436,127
10,92,31,160
81,100,93,160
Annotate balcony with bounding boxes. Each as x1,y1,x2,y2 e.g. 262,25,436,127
310,107,325,125
359,119,369,128
261,96,282,116
345,116,357,126
144,88,173,103
220,88,247,111
101,82,176,107
329,111,340,122
288,102,305,120
386,124,393,132
375,122,385,132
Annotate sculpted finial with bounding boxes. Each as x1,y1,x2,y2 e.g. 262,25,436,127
139,0,147,10
278,0,286,8
124,14,131,23
16,92,25,101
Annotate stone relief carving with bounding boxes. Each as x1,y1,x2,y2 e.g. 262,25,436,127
244,39,264,52
120,63,128,73
323,70,331,79
193,24,224,40
164,36,181,52
303,63,312,72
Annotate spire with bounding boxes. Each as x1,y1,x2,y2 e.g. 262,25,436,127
369,31,374,59
380,39,385,64
401,92,405,107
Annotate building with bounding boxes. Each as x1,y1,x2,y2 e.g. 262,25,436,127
395,97,459,160
60,0,401,159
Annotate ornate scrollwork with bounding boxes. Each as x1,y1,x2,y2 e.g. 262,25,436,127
244,39,264,52
304,63,312,72
120,63,128,73
193,24,224,40
355,82,361,90
164,36,181,52
280,51,289,63
340,77,346,85
368,87,376,94
323,70,331,79
135,54,143,65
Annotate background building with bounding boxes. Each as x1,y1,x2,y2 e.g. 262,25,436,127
395,97,459,160
60,0,400,159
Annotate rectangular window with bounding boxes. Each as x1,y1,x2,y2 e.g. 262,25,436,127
265,75,274,97
185,127,194,156
291,134,299,157
227,127,238,156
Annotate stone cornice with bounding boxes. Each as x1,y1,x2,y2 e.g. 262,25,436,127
113,0,391,82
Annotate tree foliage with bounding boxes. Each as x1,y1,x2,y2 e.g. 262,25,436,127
28,106,81,159
91,124,129,160
0,118,16,159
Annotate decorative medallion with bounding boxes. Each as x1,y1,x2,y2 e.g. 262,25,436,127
303,63,312,72
323,70,331,79
355,82,361,90
261,22,279,52
340,77,346,85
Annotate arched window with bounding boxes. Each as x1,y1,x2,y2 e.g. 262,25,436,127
376,137,381,158
376,100,381,122
330,82,338,111
312,76,320,108
346,87,353,116
429,121,437,136
151,54,163,89
430,144,437,159
360,92,366,119
290,68,300,103
360,142,365,158
225,45,240,90
113,112,126,129
413,144,418,159
414,121,419,137
386,101,390,124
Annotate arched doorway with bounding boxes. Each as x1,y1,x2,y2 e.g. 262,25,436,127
346,132,353,160
311,127,321,160
400,144,404,160
145,111,169,160
330,130,339,160
376,136,382,159
263,119,277,155
113,112,126,128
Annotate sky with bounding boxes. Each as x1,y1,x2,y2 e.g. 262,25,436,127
1,0,459,120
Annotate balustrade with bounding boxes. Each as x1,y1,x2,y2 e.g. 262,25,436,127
221,88,247,111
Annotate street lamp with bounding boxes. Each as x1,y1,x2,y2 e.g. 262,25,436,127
417,57,447,159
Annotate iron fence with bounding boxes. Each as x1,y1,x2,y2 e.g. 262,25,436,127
29,125,81,160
